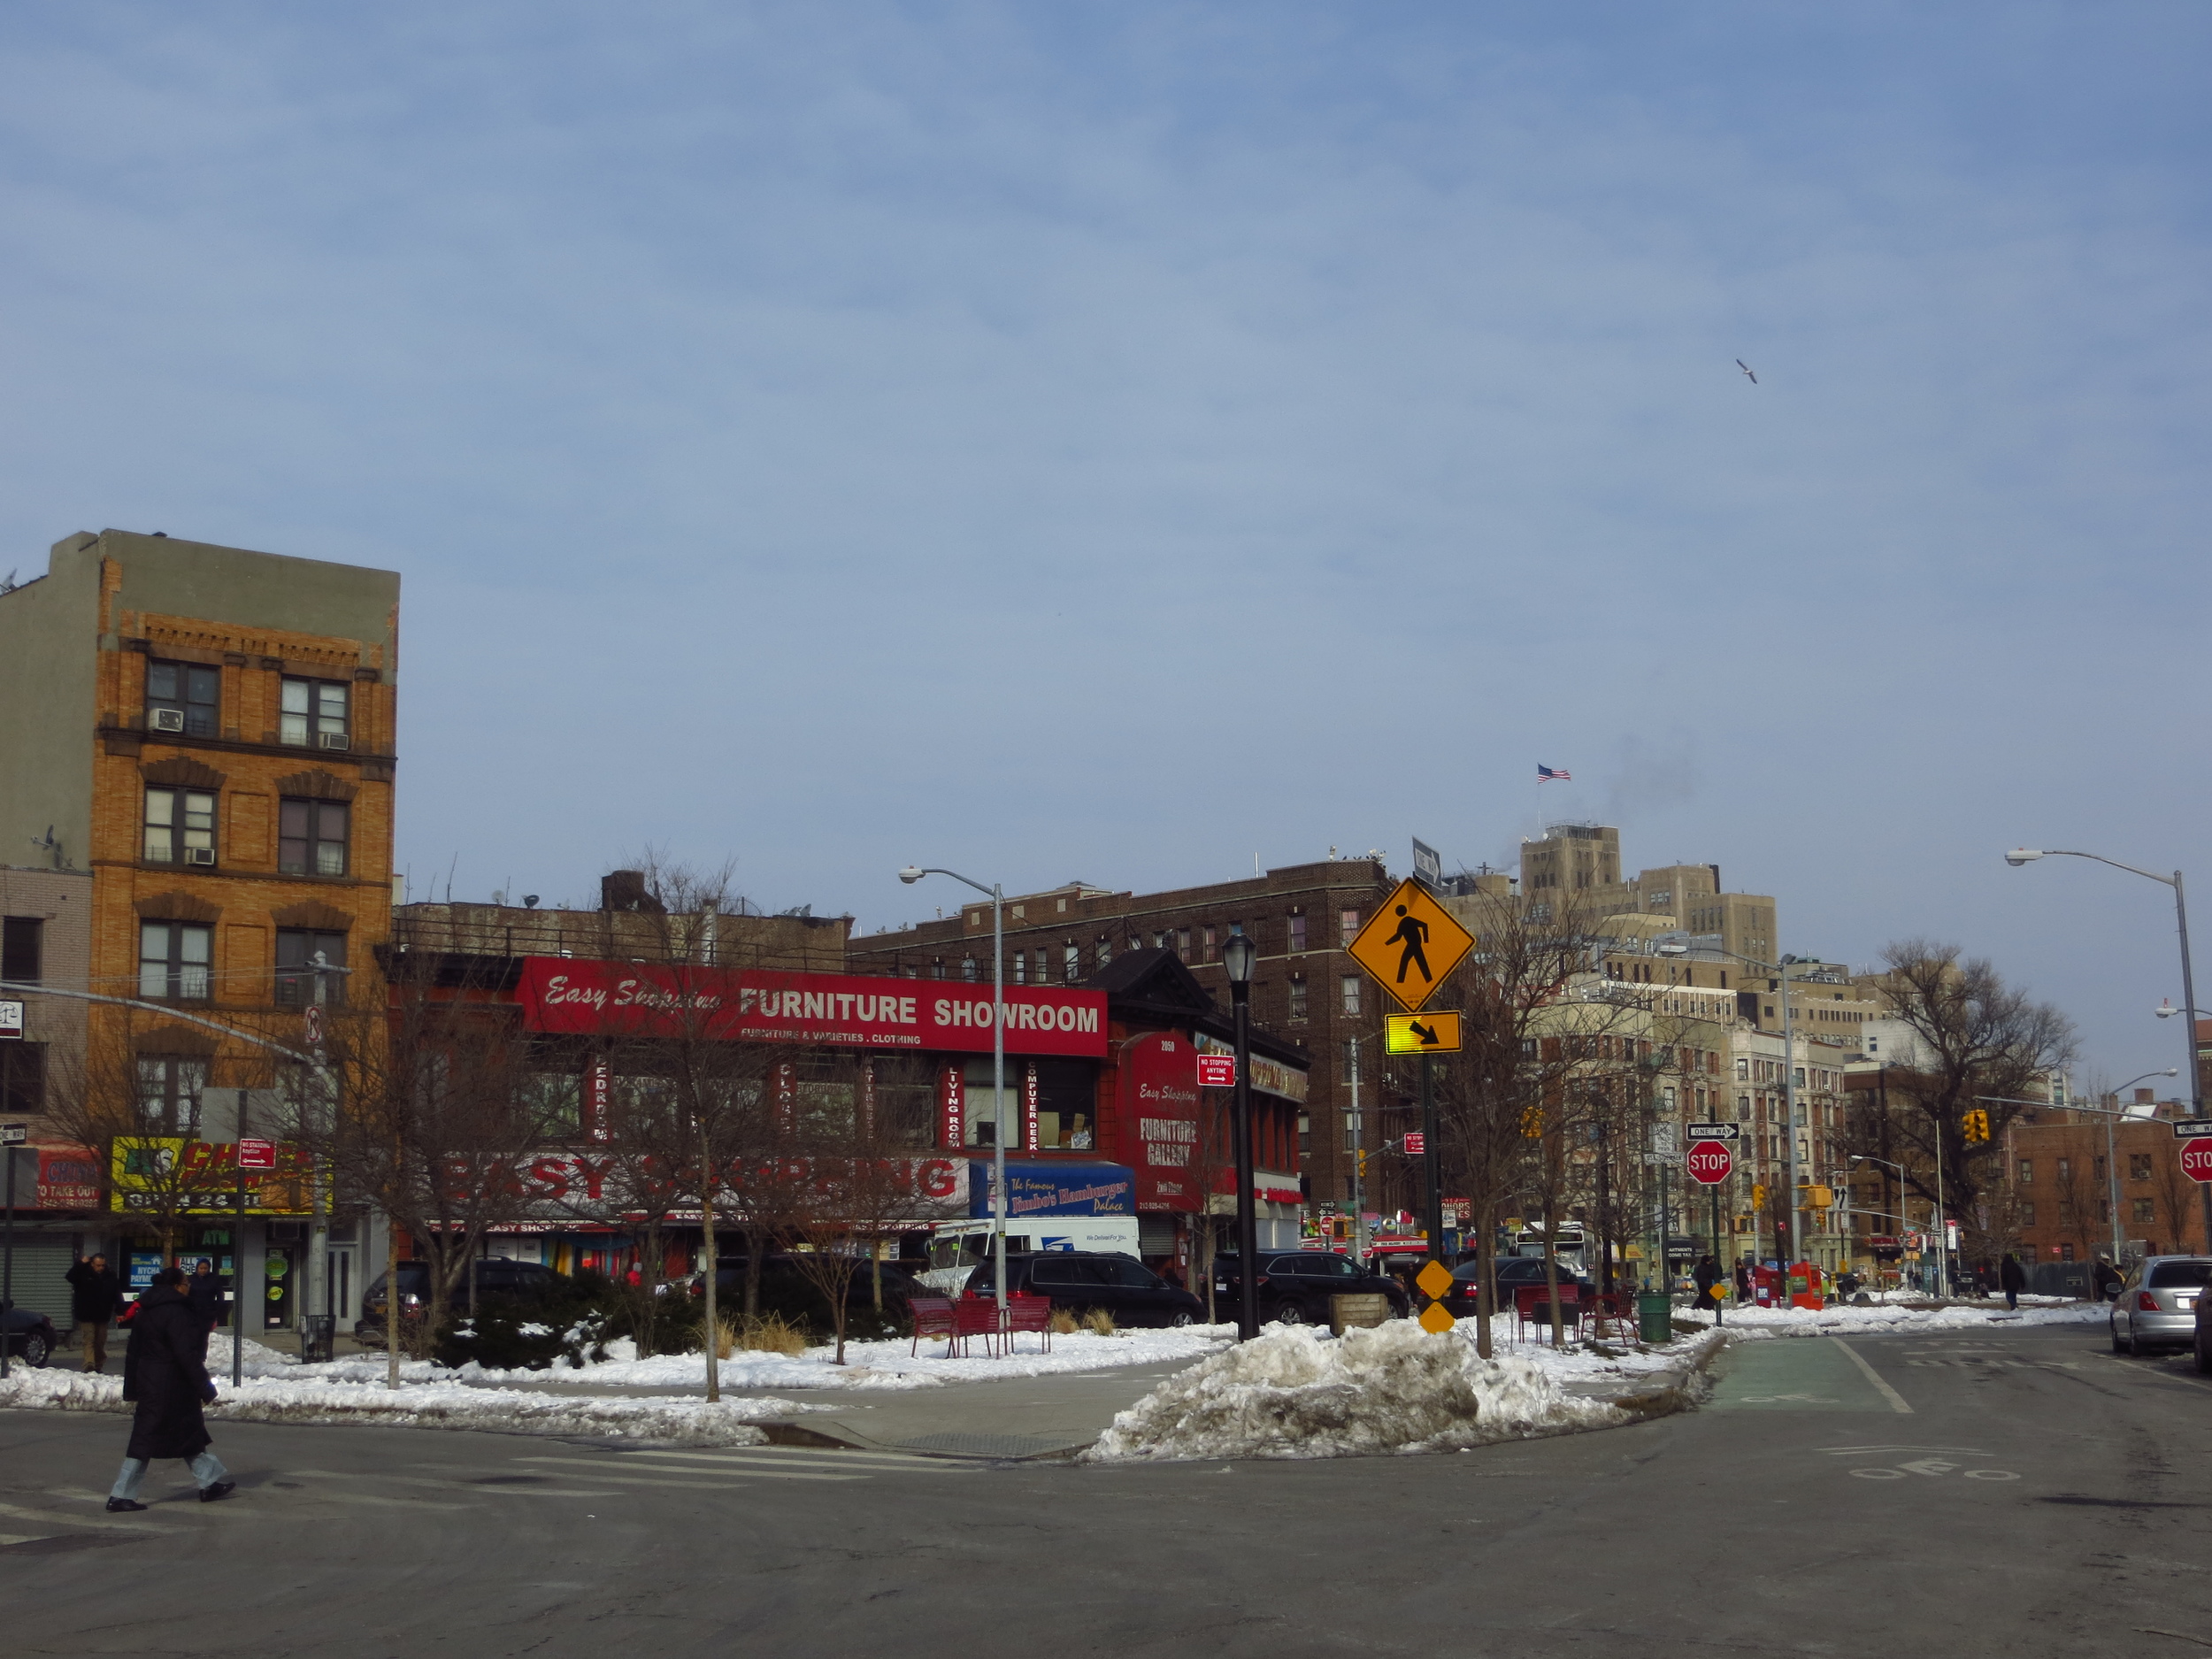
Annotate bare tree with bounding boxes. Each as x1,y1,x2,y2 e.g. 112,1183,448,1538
1431,892,1637,1356
1867,941,2078,1222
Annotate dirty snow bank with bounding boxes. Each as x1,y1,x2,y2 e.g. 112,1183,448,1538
1084,1321,1616,1463
1678,1300,2102,1339
0,1363,783,1444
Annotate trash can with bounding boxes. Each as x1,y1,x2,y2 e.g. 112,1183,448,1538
1637,1292,1673,1345
300,1313,335,1365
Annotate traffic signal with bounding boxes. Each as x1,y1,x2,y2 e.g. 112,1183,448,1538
1962,1109,1991,1145
1751,1183,1768,1209
1356,1149,1368,1178
1521,1103,1545,1139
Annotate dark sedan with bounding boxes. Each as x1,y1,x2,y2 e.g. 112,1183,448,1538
1442,1256,1595,1318
1211,1251,1410,1325
3,1303,58,1368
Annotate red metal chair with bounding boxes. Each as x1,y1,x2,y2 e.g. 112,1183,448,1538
1003,1293,1054,1354
908,1295,956,1356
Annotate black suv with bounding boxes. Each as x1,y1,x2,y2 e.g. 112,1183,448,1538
1441,1256,1595,1318
1211,1251,1410,1325
357,1258,565,1339
961,1251,1204,1328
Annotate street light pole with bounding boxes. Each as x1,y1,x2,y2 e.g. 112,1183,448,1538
901,867,1009,1317
2007,849,2209,1251
1222,929,1260,1341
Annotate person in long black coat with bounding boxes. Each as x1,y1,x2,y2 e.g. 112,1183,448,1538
65,1253,124,1372
106,1267,234,1512
1999,1251,2028,1312
187,1259,225,1331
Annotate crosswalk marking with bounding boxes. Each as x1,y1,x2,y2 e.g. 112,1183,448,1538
0,1500,179,1533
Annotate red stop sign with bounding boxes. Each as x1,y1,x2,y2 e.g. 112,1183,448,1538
2181,1138,2212,1185
1686,1141,1733,1186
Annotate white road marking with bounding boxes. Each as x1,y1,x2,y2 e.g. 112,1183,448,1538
299,1470,613,1498
0,1500,179,1532
1830,1338,1913,1414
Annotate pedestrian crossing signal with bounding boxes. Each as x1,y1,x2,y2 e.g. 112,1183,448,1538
1962,1109,1991,1145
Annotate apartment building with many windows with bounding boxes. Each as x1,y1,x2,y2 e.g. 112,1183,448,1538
0,526,399,1131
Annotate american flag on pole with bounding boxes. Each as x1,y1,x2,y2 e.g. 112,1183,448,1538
1537,764,1571,782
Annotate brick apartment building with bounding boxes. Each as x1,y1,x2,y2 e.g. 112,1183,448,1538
847,858,1401,1216
0,527,401,1326
2006,1090,2209,1264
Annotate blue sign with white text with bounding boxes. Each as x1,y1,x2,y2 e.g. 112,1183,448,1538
970,1161,1135,1219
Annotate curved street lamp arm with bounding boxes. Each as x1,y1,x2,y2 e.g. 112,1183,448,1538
2035,849,2177,888
0,979,319,1068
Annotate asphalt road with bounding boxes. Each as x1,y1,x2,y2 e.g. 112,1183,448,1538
4,1320,2208,1658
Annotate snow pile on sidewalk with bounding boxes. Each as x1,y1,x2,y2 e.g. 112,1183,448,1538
0,1358,787,1444
490,1323,1238,1392
1680,1300,2104,1339
1084,1321,1614,1463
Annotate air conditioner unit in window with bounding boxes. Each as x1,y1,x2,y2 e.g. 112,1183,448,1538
186,847,217,866
150,708,186,733
319,732,349,750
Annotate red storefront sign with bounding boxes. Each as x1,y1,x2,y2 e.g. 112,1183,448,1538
1123,1032,1202,1212
35,1146,103,1209
517,960,1107,1057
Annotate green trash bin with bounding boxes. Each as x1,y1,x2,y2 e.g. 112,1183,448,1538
1637,1291,1673,1344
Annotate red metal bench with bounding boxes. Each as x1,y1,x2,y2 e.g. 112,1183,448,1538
908,1295,956,1356
1002,1293,1054,1354
1513,1281,1586,1343
952,1296,1004,1359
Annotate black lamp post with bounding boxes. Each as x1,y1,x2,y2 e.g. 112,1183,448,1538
1222,928,1260,1341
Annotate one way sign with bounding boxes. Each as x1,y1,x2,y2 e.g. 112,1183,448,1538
1386,1011,1463,1054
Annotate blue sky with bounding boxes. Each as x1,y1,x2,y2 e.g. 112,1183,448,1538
4,4,2208,1085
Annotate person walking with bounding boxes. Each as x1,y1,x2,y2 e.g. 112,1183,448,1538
1693,1254,1722,1320
106,1266,234,1512
1733,1258,1752,1302
65,1252,124,1373
187,1259,225,1333
1998,1251,2026,1312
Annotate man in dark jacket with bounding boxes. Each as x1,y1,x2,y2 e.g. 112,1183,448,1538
1998,1252,2027,1312
187,1259,225,1332
65,1253,124,1372
1693,1255,1722,1318
106,1267,233,1512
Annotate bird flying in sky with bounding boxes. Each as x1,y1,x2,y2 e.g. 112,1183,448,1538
1736,359,1757,384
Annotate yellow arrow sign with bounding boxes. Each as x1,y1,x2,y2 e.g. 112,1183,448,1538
1347,879,1476,1013
1385,1010,1463,1054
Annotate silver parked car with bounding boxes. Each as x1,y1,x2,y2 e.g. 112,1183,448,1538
2109,1256,2211,1356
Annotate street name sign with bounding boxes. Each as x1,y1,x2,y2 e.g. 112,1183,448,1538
1385,1010,1463,1054
1347,880,1475,1013
1686,1122,1739,1187
236,1138,278,1172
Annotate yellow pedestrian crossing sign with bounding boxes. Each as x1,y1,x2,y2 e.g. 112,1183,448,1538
1386,1010,1463,1054
1347,879,1476,1013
